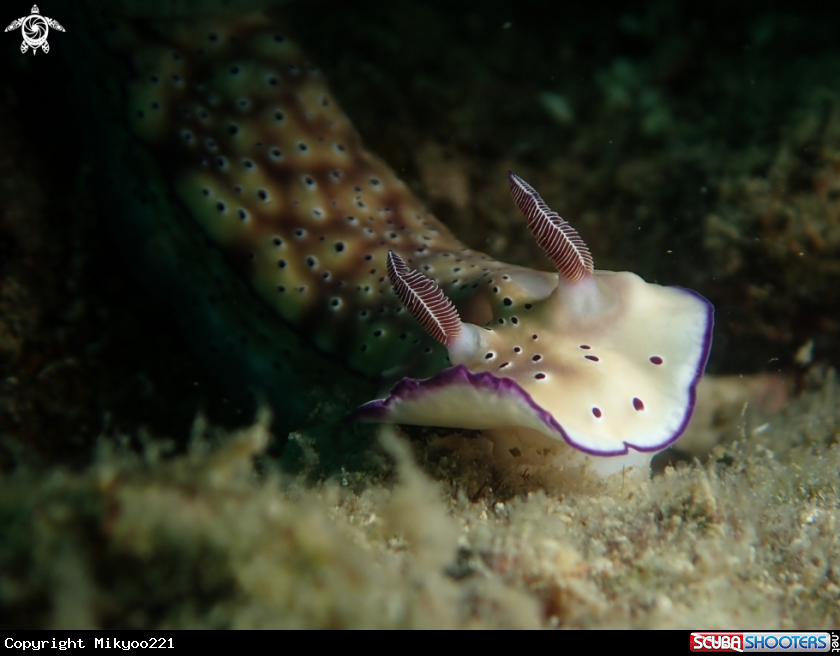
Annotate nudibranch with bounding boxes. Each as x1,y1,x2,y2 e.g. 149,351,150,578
94,10,712,474
353,171,713,474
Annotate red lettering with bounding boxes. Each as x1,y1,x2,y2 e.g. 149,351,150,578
689,633,744,652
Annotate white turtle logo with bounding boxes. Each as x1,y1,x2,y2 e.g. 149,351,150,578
5,5,65,55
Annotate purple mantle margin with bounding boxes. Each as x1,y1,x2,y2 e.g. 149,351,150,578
350,288,714,457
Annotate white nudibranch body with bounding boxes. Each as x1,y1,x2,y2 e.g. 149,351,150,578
355,173,713,477
446,323,489,368
552,272,615,317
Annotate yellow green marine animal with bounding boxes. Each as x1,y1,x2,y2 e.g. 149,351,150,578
81,7,713,475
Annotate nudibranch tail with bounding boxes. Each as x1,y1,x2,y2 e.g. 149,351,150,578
386,251,462,347
508,171,594,282
99,11,513,386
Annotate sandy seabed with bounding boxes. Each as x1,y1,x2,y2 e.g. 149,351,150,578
2,380,840,629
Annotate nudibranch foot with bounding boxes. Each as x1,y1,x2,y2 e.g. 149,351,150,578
486,428,653,479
